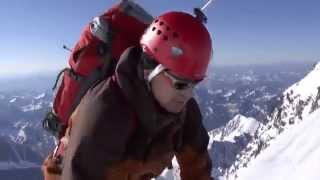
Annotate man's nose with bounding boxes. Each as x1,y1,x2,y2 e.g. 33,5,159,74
176,87,194,99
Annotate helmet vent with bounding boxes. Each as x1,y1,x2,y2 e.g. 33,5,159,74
163,36,168,41
155,19,159,23
166,26,170,31
157,30,162,35
152,27,156,31
159,21,164,26
173,32,179,38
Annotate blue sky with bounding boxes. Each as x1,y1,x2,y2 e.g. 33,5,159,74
0,0,319,76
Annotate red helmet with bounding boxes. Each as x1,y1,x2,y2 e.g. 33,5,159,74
140,11,213,81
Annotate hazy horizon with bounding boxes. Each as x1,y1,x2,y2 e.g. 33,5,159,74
1,0,319,75
0,60,317,79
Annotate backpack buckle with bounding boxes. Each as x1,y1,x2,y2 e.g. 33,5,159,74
90,16,111,43
43,111,66,138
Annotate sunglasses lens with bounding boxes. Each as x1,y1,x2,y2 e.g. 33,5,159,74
174,82,190,90
163,71,195,90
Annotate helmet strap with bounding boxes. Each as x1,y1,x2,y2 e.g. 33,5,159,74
147,64,165,82
143,64,165,91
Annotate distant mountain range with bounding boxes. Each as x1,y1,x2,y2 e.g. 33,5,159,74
0,136,43,180
0,62,316,180
197,62,312,129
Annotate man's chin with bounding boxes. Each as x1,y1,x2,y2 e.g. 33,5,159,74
165,103,186,114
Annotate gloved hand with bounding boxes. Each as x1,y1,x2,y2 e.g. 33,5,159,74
42,154,62,180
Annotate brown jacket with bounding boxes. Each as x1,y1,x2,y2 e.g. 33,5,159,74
43,47,213,180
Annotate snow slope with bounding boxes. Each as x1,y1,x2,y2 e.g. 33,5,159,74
225,62,320,179
236,108,320,180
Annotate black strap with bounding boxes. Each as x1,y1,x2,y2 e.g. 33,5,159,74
52,68,68,90
66,68,85,82
66,68,106,121
52,68,85,91
66,44,115,118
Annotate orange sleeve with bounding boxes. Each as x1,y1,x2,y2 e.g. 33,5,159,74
42,154,62,180
176,146,214,180
175,98,214,180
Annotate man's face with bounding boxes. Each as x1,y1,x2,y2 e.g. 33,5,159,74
150,70,196,113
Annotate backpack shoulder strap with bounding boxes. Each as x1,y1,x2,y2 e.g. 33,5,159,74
119,1,153,24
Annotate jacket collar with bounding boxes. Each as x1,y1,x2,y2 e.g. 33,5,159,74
115,47,183,135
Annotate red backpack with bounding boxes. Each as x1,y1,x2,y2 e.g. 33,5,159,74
43,1,153,138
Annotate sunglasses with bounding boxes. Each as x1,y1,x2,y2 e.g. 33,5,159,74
163,71,199,90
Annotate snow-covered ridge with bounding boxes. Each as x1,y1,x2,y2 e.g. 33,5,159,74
226,62,320,179
284,62,320,100
261,61,320,140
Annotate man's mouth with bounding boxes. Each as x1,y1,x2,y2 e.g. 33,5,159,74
174,100,186,105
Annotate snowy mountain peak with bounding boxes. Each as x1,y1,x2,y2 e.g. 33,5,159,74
207,114,261,178
209,114,260,145
222,115,260,143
